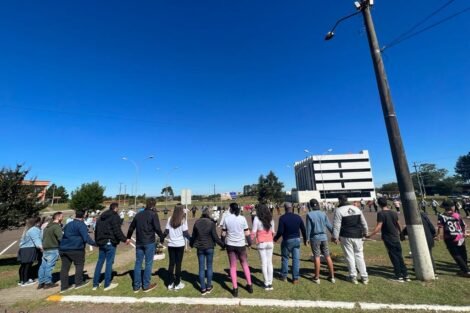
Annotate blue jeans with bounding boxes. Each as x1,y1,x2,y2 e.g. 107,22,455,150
197,248,214,290
281,238,301,280
38,249,59,284
133,243,155,289
93,244,117,288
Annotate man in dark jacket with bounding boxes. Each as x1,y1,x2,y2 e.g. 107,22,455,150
59,210,96,292
127,198,164,293
274,202,307,284
92,203,130,291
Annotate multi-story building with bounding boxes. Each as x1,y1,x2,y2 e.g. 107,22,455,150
294,150,376,201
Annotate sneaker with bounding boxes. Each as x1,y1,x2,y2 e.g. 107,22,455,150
74,281,90,290
44,283,59,289
143,283,157,293
328,277,336,284
17,282,23,286
232,288,238,298
133,287,141,293
22,280,36,287
60,287,71,294
264,285,270,290
267,284,274,291
247,284,253,294
313,277,320,284
404,276,411,282
362,278,369,285
104,283,119,291
167,283,175,290
92,286,98,291
391,277,405,283
280,276,287,282
351,277,359,285
37,283,45,290
292,279,299,285
174,282,185,290
205,286,213,294
201,289,207,296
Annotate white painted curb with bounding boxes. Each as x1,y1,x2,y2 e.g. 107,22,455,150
47,295,470,311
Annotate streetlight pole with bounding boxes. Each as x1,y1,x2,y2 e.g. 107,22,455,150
122,155,154,210
325,0,434,281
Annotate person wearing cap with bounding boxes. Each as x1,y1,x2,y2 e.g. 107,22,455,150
190,207,225,295
437,199,469,277
274,202,307,284
332,195,369,285
305,198,335,284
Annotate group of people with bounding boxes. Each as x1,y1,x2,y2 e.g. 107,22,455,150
16,196,469,297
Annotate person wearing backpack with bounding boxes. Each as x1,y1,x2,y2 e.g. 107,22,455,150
92,203,130,291
367,197,410,282
437,199,469,277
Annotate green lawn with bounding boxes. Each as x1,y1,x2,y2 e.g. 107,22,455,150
64,239,470,306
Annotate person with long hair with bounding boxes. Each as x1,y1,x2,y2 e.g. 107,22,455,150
163,204,190,290
190,207,225,295
18,217,43,286
251,204,275,290
222,203,253,297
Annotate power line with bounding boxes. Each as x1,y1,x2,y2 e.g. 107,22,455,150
382,2,470,51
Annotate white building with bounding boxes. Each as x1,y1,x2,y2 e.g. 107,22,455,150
294,150,376,202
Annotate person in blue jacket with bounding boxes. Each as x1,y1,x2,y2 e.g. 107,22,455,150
59,210,96,293
18,217,43,286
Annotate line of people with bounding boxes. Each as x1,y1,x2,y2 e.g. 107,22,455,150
16,196,469,296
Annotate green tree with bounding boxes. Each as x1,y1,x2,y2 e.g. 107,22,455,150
378,182,399,193
257,171,285,204
69,181,105,212
0,165,47,231
455,152,470,183
161,186,174,197
411,163,447,194
45,184,69,202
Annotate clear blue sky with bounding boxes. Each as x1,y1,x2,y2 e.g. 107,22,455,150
1,0,469,196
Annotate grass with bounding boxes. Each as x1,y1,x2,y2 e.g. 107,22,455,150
64,239,470,306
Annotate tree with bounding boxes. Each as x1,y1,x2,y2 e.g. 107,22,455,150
411,163,447,195
257,171,285,204
455,152,470,183
0,165,47,231
378,182,399,193
433,176,463,196
69,182,105,212
161,186,174,197
45,184,69,202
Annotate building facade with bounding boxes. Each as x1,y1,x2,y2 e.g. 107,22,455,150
294,150,376,201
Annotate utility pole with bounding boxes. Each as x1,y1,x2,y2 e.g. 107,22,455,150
360,0,434,280
118,182,123,207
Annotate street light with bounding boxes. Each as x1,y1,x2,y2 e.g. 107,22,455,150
324,0,433,281
122,155,155,209
324,10,362,41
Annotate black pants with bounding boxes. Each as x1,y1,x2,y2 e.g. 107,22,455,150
60,250,85,290
445,240,469,273
19,262,33,283
168,246,185,285
463,206,470,217
384,239,408,278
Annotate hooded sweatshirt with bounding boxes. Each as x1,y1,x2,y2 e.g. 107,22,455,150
95,209,127,246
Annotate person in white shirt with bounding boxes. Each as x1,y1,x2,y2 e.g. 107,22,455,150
222,203,253,297
162,205,190,290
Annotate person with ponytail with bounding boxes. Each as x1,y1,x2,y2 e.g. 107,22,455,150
18,217,43,286
251,204,275,290
221,203,253,297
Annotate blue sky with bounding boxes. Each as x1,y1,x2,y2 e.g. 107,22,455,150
1,0,469,196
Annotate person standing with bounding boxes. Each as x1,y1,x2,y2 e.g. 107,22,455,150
222,203,253,297
393,199,401,214
274,202,307,285
190,207,225,295
437,199,469,277
38,212,63,289
420,199,428,213
332,195,369,285
431,199,439,216
367,198,410,282
251,204,275,290
360,199,366,211
464,198,470,219
18,217,43,287
127,198,164,293
305,199,335,284
59,210,96,292
163,205,190,291
93,203,130,291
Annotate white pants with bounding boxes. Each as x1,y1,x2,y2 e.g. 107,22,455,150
257,242,274,286
340,237,368,279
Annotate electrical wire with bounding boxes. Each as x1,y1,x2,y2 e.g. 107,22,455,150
382,6,470,51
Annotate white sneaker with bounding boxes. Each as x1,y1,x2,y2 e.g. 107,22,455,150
104,283,119,291
351,277,359,285
168,283,175,290
92,286,98,291
174,282,185,290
